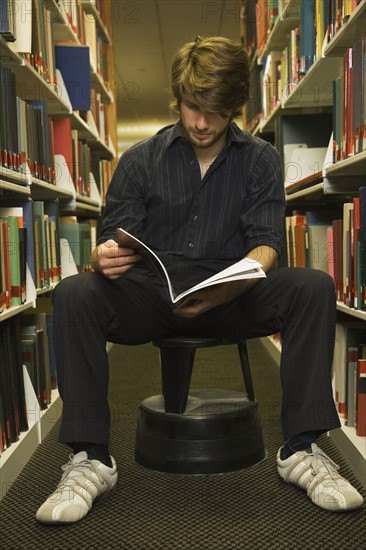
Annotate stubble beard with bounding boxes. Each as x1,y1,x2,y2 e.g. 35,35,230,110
181,119,231,150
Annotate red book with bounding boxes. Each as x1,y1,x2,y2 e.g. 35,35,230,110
294,223,307,268
356,359,366,436
52,118,73,186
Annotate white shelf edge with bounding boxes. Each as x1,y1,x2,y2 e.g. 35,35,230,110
325,151,366,177
329,422,366,489
336,302,366,320
0,301,35,321
0,180,30,195
324,0,366,57
0,420,39,501
0,345,114,500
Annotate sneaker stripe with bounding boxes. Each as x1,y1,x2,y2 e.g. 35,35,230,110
283,456,309,483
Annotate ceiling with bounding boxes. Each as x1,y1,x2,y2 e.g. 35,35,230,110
111,0,242,150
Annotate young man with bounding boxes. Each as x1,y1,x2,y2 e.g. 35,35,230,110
36,36,363,524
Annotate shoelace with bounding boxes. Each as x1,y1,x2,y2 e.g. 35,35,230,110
309,446,341,481
55,454,107,499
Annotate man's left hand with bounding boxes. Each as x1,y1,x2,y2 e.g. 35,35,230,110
173,279,255,317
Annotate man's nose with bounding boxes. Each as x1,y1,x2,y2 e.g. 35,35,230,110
195,114,209,130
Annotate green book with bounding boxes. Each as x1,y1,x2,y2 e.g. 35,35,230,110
0,216,21,307
60,222,81,272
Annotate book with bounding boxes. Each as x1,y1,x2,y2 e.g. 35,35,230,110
52,118,73,187
0,214,22,306
307,224,331,274
333,322,365,418
356,358,366,436
0,0,16,42
54,45,91,111
116,228,266,306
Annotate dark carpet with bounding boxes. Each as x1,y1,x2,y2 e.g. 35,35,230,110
0,340,365,549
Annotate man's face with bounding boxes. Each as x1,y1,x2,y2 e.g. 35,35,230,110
180,93,233,151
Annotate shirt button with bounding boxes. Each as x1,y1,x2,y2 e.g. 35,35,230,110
193,215,198,221
188,242,194,248
190,160,195,165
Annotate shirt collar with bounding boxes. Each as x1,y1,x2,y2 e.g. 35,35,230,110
160,121,253,150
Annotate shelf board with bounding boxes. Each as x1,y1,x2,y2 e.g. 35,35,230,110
325,151,366,177
286,177,363,201
75,200,101,214
258,6,300,63
280,0,301,20
30,178,75,200
45,0,81,44
70,111,99,141
0,391,62,501
0,301,34,321
37,284,57,296
11,60,71,116
90,65,114,104
88,136,115,158
330,422,366,489
0,179,30,196
324,0,366,57
282,56,342,108
0,35,23,66
0,420,39,501
81,0,111,45
336,302,366,321
0,166,28,184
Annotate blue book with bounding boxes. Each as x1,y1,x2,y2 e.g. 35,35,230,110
54,45,91,110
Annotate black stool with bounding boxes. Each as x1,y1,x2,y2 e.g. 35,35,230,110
134,338,265,474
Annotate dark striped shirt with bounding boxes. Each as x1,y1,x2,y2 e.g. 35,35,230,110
99,122,285,289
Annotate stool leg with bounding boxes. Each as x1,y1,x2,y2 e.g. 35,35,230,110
160,347,196,413
238,342,255,401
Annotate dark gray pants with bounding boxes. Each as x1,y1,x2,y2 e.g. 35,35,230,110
52,267,340,445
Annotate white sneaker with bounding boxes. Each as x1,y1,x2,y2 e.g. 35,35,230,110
277,443,363,512
36,451,118,524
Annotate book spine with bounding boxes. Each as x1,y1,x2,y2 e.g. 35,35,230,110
356,358,366,436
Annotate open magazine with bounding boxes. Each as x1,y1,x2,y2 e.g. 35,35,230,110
116,228,266,305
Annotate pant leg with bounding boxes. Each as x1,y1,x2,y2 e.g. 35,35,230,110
188,267,340,440
53,270,183,445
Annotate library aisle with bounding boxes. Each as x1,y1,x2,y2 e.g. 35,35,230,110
0,341,364,549
1,0,365,545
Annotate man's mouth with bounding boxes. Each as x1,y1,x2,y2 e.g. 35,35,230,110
192,131,211,139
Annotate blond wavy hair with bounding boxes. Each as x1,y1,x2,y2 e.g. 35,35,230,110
170,36,250,118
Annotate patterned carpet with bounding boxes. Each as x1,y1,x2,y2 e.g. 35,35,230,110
0,340,365,549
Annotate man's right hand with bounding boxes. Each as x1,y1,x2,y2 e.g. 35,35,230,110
91,239,141,280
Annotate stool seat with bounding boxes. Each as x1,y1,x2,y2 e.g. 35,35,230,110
153,337,236,348
134,337,265,474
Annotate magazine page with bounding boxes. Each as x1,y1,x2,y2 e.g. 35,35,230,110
172,258,265,303
116,228,266,303
116,228,177,301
